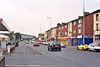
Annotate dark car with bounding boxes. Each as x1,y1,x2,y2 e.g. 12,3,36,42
48,41,61,51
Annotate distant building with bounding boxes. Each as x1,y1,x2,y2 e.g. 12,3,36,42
38,33,45,41
21,34,35,40
0,18,10,41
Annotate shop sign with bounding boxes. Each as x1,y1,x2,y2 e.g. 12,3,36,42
95,31,100,35
71,36,77,38
84,35,93,38
77,35,82,38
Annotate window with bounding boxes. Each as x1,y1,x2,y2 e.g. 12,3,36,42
73,22,76,25
78,24,81,27
65,25,67,28
78,29,81,33
62,26,64,29
73,30,76,34
96,14,99,21
59,27,60,30
58,32,60,36
96,23,99,31
79,20,81,23
65,32,67,35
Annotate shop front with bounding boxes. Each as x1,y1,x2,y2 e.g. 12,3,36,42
72,35,93,46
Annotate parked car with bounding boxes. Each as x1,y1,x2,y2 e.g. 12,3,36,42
42,42,49,45
33,42,40,46
6,41,16,45
48,41,61,51
60,43,66,48
77,44,89,50
88,43,100,51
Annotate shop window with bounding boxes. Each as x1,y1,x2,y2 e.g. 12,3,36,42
95,35,100,40
96,14,99,21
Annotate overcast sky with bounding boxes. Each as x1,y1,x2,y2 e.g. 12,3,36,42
0,0,100,36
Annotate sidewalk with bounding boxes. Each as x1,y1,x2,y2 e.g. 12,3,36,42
5,42,42,67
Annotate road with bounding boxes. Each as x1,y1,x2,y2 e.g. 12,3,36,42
5,41,100,67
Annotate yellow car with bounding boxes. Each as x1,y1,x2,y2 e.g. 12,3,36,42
77,44,89,50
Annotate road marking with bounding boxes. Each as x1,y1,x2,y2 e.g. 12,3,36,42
33,48,46,55
6,65,40,66
27,45,46,55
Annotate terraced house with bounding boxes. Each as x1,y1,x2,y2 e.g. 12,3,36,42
93,10,100,44
45,9,100,46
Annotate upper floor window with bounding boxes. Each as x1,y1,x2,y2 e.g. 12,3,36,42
96,23,99,31
96,14,99,21
58,32,60,36
59,27,60,30
65,25,67,28
73,22,76,25
73,30,76,34
62,26,64,29
65,32,67,36
78,29,81,33
78,24,82,27
79,20,81,24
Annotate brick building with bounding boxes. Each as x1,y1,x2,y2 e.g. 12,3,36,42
45,9,100,46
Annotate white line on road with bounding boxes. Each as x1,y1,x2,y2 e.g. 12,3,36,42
6,65,40,66
27,45,47,55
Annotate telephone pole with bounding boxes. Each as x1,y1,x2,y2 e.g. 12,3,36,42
83,0,85,44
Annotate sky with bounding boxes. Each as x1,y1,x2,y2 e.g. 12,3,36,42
0,0,100,36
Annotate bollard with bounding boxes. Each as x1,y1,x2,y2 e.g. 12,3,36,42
0,50,3,56
7,45,10,53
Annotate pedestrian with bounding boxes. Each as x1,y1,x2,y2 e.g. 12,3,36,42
16,41,19,47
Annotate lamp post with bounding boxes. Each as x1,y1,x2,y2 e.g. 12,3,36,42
83,0,85,45
47,17,52,29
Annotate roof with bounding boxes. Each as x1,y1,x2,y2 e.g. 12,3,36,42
0,18,10,31
0,34,9,38
0,31,10,34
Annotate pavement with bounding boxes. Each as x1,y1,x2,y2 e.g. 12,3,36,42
5,42,43,67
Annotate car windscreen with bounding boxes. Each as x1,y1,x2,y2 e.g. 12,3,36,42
51,41,60,45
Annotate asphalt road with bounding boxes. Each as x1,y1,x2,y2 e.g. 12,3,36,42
5,42,100,67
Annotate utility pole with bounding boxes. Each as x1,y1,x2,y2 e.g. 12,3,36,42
39,24,42,33
47,17,52,29
83,0,85,44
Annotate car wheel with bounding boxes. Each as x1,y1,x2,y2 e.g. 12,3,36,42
51,48,53,51
77,47,79,50
48,48,50,51
59,48,61,51
94,49,97,52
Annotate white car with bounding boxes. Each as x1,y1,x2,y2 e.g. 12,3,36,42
60,43,66,48
88,43,100,51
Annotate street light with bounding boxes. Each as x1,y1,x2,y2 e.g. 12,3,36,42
47,17,52,29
